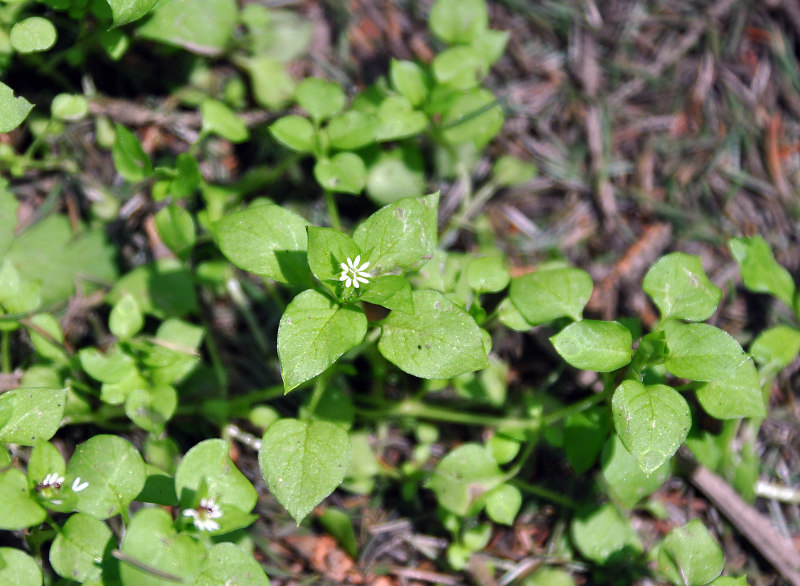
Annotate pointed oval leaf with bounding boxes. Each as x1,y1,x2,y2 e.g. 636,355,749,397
429,0,488,44
201,99,248,143
564,406,611,474
0,548,42,585
10,17,56,53
79,346,136,383
0,387,67,445
657,519,724,586
729,236,795,307
306,226,361,285
0,82,33,133
433,45,488,90
259,418,351,524
440,88,503,148
570,504,642,564
485,483,522,526
509,267,593,325
612,380,690,474
375,95,428,141
465,256,509,293
425,443,504,516
50,513,114,584
269,115,315,153
105,0,159,26
125,385,177,434
214,204,311,285
109,293,143,340
665,323,748,381
0,469,46,530
51,94,89,121
112,124,152,182
136,0,237,55
695,358,765,419
353,193,439,275
67,435,146,519
359,275,414,314
750,325,800,370
313,152,366,194
154,204,196,260
601,435,670,508
195,543,270,586
378,290,487,379
390,59,429,107
326,110,377,150
278,290,367,391
550,320,632,372
643,252,721,322
295,77,346,122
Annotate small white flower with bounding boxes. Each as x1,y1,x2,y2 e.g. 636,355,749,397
339,255,371,289
71,477,89,492
182,497,223,532
40,473,64,489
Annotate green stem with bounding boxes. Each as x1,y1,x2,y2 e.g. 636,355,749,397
1,330,10,373
227,278,271,356
305,376,327,420
324,190,342,231
512,478,579,509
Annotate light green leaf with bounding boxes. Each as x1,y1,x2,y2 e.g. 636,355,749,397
100,367,147,405
441,88,503,148
201,99,249,143
711,577,748,586
214,204,311,285
314,152,366,194
28,313,67,364
0,387,66,445
365,143,426,205
125,385,177,434
429,0,488,44
750,325,800,370
496,297,531,331
0,470,46,530
375,95,428,141
550,320,632,372
695,358,765,419
109,293,143,340
326,110,377,150
509,267,592,325
27,441,65,494
10,17,56,53
379,290,488,379
51,94,89,121
390,59,429,107
643,253,721,321
112,124,152,182
137,0,237,55
278,290,367,391
306,226,361,285
657,520,724,586
170,152,202,198
353,193,439,275
259,418,351,524
0,186,19,258
120,508,204,585
570,504,642,564
465,256,509,293
0,548,42,585
492,155,537,187
471,28,509,66
485,483,522,525
195,543,270,586
665,323,748,381
433,46,488,90
523,567,576,586
319,508,358,558
564,406,611,474
359,275,414,314
154,204,196,260
245,55,295,110
105,0,159,26
612,380,690,473
295,77,345,122
67,435,146,519
50,513,114,584
269,115,315,153
175,439,257,512
241,4,312,62
729,235,795,307
601,435,670,508
426,443,504,516
0,259,41,315
0,82,33,133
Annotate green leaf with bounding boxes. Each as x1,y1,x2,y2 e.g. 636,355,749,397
711,577,748,586
51,93,89,121
643,253,721,321
484,483,522,525
440,88,503,148
472,28,509,66
564,407,611,474
379,290,488,379
0,186,19,258
551,320,632,372
425,443,504,516
120,508,204,585
245,55,295,110
570,504,642,564
0,259,41,314
109,293,143,340
365,143,426,205
612,380,690,473
319,508,358,558
175,439,257,512
259,418,351,524
125,385,177,434
465,256,509,293
326,110,377,150
100,367,147,405
0,387,67,445
433,46,488,90
390,59,429,107
353,193,439,274
314,152,366,194
269,115,315,153
170,153,202,198
496,297,531,331
278,290,367,391
215,204,311,285
657,520,724,586
664,323,748,381
28,313,67,364
729,235,795,307
50,513,114,583
492,155,537,187
201,99,249,143
136,0,237,55
195,543,270,586
295,77,346,122
0,82,33,133
523,567,576,586
509,267,593,325
154,204,196,260
10,17,57,53
306,226,361,285
359,275,415,314
67,435,146,519
27,441,65,494
375,96,428,141
695,358,765,419
112,124,152,182
0,470,46,530
0,548,42,585
105,0,158,26
429,0,488,44
108,259,197,318
750,325,800,370
601,435,670,509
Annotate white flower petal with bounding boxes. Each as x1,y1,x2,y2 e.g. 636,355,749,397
360,261,370,270
72,478,89,492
